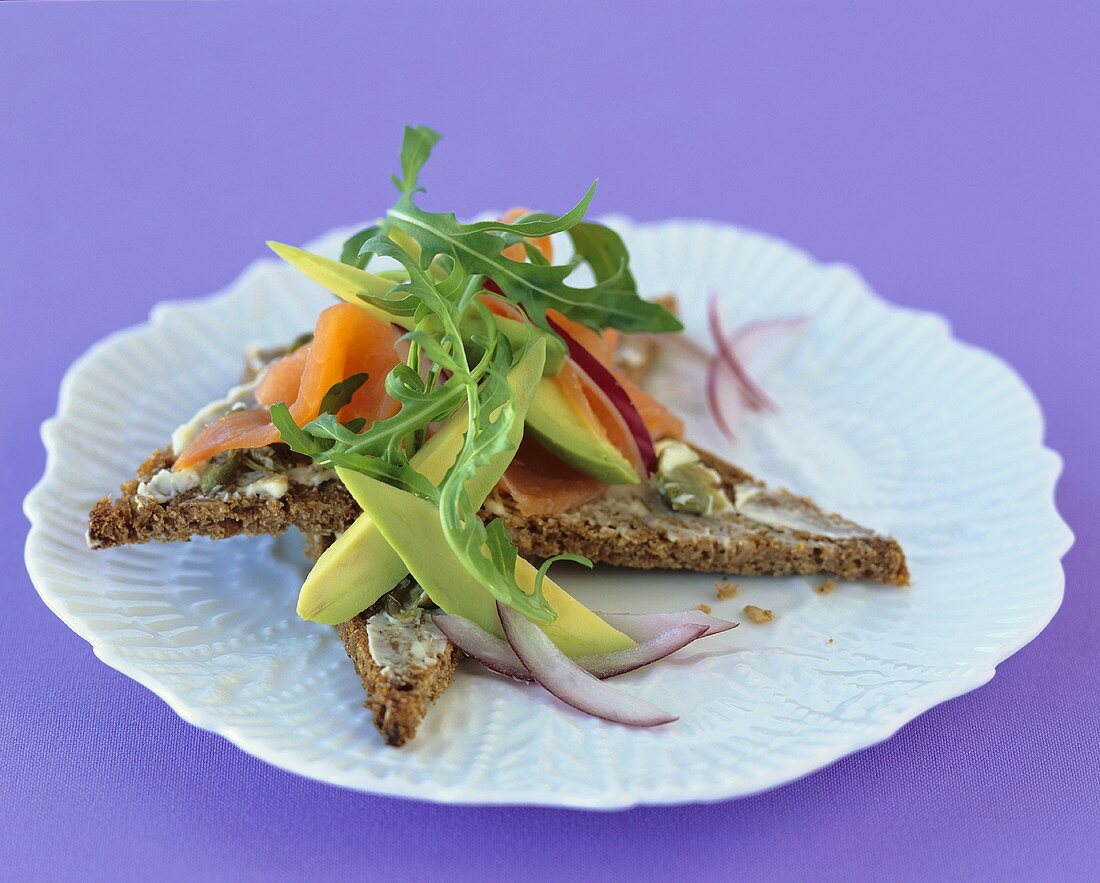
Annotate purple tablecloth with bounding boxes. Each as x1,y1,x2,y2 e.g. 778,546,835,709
3,2,1097,880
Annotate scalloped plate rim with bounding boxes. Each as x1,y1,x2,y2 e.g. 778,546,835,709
23,217,1073,808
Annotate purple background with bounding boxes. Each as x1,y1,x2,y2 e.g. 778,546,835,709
3,2,1097,880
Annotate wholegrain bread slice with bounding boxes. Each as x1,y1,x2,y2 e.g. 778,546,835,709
91,443,907,585
335,603,462,747
301,532,461,747
87,311,672,551
87,447,354,549
487,450,909,585
89,294,906,584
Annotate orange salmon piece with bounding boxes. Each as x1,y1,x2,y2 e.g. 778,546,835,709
175,303,399,470
498,435,607,516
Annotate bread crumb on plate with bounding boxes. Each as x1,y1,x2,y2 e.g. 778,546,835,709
697,603,712,614
743,605,773,624
814,578,838,595
715,581,740,600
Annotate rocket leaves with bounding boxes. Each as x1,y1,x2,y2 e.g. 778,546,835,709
344,125,681,335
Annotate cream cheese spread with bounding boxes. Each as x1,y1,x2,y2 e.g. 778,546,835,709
733,484,869,539
287,464,337,487
240,474,290,499
366,609,449,681
135,466,201,502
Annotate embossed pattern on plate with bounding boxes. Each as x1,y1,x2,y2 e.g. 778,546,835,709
24,219,1072,807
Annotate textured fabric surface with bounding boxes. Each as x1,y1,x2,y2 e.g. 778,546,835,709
2,2,1097,880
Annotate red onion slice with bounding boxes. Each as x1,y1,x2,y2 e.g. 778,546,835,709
596,610,738,641
574,624,708,678
545,313,659,475
431,613,531,681
707,289,776,412
496,602,678,727
706,356,740,443
728,315,807,365
436,612,718,682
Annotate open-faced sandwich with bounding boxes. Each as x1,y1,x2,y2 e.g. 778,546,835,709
88,126,907,746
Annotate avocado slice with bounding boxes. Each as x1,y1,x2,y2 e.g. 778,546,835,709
297,341,545,624
295,415,467,624
525,376,639,484
345,474,633,657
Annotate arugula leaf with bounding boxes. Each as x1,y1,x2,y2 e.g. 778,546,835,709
393,125,441,193
434,333,557,620
318,373,369,415
339,224,381,268
274,126,688,625
270,403,328,458
533,553,593,601
566,221,637,289
386,200,679,332
378,128,680,333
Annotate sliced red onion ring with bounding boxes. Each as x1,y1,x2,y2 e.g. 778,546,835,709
706,356,740,443
728,315,807,365
707,289,776,412
432,613,532,681
435,612,717,682
496,602,678,727
545,313,658,474
596,610,738,641
573,624,708,679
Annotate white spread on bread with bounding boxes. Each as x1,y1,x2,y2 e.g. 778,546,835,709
366,609,449,681
136,466,202,502
732,484,870,539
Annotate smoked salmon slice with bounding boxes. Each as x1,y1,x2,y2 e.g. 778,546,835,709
495,314,681,506
174,303,400,471
617,372,684,441
499,435,607,516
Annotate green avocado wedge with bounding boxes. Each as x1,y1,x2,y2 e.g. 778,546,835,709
295,415,466,624
347,475,634,657
525,376,639,484
297,340,545,624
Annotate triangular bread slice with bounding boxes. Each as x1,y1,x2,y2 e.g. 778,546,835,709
301,532,461,747
90,442,907,585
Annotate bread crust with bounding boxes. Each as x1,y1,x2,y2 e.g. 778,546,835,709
87,447,357,548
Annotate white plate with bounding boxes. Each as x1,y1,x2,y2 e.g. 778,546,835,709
25,219,1072,808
